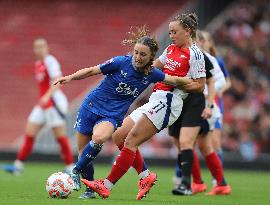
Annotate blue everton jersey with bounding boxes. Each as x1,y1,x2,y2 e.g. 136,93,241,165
82,55,165,122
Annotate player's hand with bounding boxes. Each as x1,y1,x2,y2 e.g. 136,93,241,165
39,95,50,108
201,107,212,119
53,76,72,85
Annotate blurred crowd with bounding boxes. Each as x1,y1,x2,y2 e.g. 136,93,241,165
139,0,270,161
213,0,270,160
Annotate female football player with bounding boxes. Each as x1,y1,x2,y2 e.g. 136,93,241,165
82,13,207,200
54,26,194,199
2,38,74,176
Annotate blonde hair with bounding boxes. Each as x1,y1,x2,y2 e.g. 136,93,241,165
122,25,159,75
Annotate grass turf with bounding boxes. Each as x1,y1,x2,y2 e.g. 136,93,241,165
0,162,270,205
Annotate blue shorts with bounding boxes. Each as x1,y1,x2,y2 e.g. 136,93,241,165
214,117,223,129
74,105,119,136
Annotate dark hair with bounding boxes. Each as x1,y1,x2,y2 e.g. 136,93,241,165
173,13,198,38
122,25,159,74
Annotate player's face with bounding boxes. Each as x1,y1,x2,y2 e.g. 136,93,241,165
202,36,211,52
133,43,152,69
33,40,49,60
169,21,190,47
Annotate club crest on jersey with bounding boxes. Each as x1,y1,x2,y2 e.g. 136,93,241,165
142,77,149,85
180,54,187,59
120,70,128,78
116,82,139,97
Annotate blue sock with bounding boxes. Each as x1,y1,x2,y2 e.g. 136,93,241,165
81,162,94,181
176,153,182,178
74,140,103,172
217,148,224,165
176,164,182,178
142,162,148,172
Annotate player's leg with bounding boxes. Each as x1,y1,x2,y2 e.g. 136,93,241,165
168,116,183,188
212,122,224,163
173,138,183,187
172,126,200,195
75,132,96,199
45,106,74,173
82,114,158,199
2,106,44,175
52,125,74,174
71,121,115,191
191,147,207,191
112,116,150,181
82,93,183,199
74,120,115,172
197,132,231,195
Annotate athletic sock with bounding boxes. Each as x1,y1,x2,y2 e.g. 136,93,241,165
176,153,182,178
181,149,193,188
75,140,103,172
205,152,226,186
192,150,203,184
117,142,148,176
81,162,94,181
106,147,136,184
16,135,35,161
56,136,74,165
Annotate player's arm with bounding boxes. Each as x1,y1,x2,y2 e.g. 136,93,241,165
180,78,206,92
163,74,193,87
219,76,231,95
39,78,61,106
153,59,164,70
54,66,102,85
201,76,215,119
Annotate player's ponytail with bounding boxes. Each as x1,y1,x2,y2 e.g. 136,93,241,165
122,25,159,75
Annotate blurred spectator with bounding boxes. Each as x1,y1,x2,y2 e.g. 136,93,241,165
212,0,270,159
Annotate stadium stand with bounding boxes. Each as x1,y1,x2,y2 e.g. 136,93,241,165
0,0,185,149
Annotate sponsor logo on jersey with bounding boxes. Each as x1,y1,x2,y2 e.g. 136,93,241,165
116,82,139,97
165,58,181,71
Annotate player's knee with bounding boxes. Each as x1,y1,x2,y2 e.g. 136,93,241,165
198,143,213,156
180,137,193,150
92,134,109,144
112,131,125,147
124,130,138,150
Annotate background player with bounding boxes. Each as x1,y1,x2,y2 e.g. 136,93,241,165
2,38,74,175
169,50,215,195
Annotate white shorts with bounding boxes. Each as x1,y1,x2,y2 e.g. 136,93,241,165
28,91,68,127
130,90,185,131
206,101,222,131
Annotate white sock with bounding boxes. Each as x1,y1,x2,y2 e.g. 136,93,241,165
65,163,74,172
104,179,114,191
14,160,24,170
139,169,150,180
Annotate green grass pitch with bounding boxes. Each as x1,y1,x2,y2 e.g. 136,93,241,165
0,162,269,205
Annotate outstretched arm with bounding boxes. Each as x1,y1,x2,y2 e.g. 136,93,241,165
54,65,102,85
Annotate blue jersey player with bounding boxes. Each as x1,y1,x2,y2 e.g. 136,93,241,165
54,28,193,199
